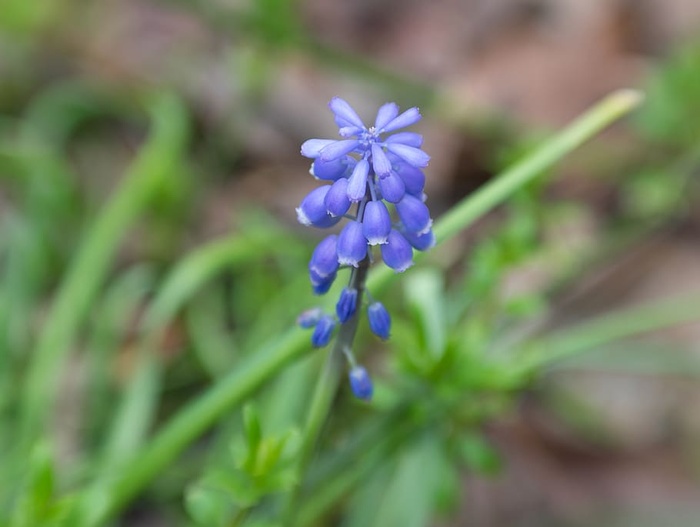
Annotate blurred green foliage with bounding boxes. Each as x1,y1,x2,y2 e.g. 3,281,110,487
0,1,699,526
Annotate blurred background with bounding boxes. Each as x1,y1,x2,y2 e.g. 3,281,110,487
2,0,700,526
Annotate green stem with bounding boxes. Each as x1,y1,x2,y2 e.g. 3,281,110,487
284,194,372,519
18,94,188,450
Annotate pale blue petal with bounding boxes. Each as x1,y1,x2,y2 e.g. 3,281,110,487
339,126,363,138
384,132,423,147
380,107,421,133
301,139,336,158
374,102,399,130
347,159,369,202
320,139,360,162
371,144,392,177
385,143,430,167
329,97,365,129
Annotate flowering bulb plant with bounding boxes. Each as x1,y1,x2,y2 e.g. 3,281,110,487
296,97,434,400
0,82,639,527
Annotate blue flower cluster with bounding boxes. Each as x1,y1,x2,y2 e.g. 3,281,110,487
296,97,434,400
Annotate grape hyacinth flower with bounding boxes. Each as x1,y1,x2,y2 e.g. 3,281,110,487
297,97,434,400
348,366,374,401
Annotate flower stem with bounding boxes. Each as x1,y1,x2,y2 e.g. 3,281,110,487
285,260,370,520
283,192,372,521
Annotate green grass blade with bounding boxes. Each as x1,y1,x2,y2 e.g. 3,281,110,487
18,94,189,450
367,89,644,294
526,291,700,370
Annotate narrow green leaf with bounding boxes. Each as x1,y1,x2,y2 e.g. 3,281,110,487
372,434,444,527
244,405,263,467
9,443,55,527
19,93,189,449
368,89,644,295
404,269,446,361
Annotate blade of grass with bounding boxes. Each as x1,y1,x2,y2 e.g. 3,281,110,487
98,233,287,474
18,94,189,450
524,290,700,370
73,231,298,524
77,330,311,527
368,89,645,295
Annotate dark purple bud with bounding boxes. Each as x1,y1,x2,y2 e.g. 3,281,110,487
347,159,369,202
380,230,414,272
396,194,432,235
371,144,392,177
377,171,406,203
395,164,425,196
309,235,339,278
381,107,421,133
337,221,367,267
335,287,358,323
374,102,399,130
325,178,352,217
367,301,391,340
311,315,336,347
297,307,323,328
403,228,436,251
297,186,341,228
385,143,430,168
362,200,392,245
329,97,365,129
349,366,374,401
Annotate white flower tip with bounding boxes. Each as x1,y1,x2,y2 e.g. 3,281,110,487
296,207,311,226
394,261,414,273
418,220,433,236
337,257,360,268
